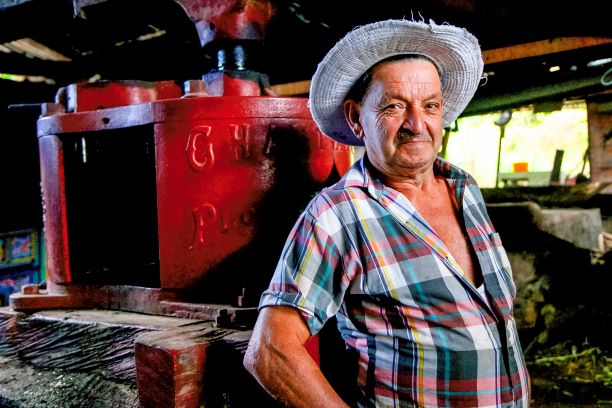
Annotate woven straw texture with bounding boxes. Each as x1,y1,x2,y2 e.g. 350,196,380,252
309,19,484,146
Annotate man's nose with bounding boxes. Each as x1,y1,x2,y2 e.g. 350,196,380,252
401,105,425,134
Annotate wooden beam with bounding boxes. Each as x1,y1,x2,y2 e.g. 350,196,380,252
270,37,612,96
483,37,612,64
462,72,605,117
269,79,311,97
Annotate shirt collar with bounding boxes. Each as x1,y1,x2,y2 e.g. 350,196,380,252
334,154,470,198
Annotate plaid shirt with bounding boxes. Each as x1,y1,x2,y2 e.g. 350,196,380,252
260,156,530,407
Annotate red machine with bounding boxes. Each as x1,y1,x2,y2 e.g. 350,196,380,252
9,0,358,325
3,2,365,406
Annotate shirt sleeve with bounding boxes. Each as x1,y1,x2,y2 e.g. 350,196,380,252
259,204,349,335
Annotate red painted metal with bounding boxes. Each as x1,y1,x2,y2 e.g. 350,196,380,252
38,135,71,284
65,80,183,112
10,0,360,319
205,73,262,96
174,0,276,46
304,335,320,366
12,82,352,312
156,107,334,291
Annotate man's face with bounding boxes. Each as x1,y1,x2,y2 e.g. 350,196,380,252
346,59,444,179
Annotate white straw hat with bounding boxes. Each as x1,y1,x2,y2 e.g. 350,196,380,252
309,19,484,146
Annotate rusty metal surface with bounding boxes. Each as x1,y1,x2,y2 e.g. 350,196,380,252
10,283,261,327
174,0,277,47
11,284,166,313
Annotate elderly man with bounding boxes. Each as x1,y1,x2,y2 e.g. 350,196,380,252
244,19,530,407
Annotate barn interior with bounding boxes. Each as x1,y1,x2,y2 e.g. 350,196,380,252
0,0,611,406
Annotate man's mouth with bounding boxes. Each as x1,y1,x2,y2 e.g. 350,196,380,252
396,132,429,144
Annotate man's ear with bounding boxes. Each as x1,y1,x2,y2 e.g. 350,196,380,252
342,99,364,140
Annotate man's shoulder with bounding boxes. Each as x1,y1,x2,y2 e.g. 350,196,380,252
303,180,371,222
309,182,365,208
304,156,377,219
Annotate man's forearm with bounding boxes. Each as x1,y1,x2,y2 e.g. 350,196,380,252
243,306,349,408
245,337,347,407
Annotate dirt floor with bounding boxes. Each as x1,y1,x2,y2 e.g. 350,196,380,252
0,356,138,408
527,342,612,407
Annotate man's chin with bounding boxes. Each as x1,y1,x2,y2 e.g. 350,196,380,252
395,153,436,170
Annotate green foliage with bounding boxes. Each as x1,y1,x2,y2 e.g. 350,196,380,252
446,104,589,188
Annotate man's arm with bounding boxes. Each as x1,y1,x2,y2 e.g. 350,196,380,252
243,306,348,407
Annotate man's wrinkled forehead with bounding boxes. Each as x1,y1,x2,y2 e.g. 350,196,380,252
365,59,443,100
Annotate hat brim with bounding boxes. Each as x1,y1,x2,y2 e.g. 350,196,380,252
309,19,484,146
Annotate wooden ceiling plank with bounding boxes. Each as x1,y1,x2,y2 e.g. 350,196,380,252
270,37,612,96
483,37,612,65
269,80,311,96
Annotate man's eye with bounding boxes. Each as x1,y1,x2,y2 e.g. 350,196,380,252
385,103,403,111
